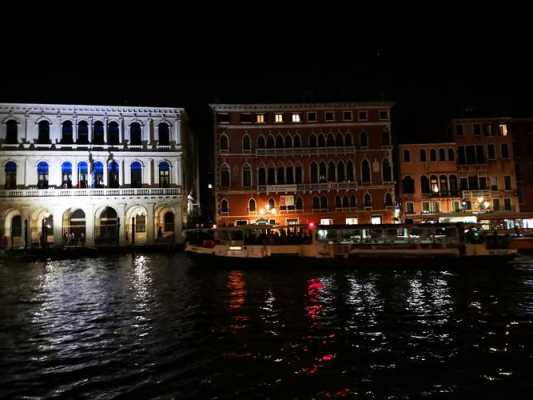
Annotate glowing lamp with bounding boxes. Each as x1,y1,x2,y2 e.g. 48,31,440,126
483,200,490,209
477,196,484,204
212,224,217,229
270,208,276,215
308,222,315,229
259,208,265,216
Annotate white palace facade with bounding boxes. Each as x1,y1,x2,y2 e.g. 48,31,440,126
0,103,188,249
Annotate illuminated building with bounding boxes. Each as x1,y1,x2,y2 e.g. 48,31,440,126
210,102,396,226
0,103,189,249
399,117,519,222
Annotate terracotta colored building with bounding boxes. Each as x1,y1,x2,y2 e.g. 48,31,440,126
399,117,519,222
210,102,396,227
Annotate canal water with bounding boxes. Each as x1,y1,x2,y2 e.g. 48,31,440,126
1,254,533,399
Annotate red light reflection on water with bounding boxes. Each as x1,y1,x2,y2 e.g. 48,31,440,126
306,278,323,322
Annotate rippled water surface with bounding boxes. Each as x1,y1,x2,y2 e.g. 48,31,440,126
1,253,533,399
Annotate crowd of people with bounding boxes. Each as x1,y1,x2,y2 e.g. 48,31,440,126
243,228,312,245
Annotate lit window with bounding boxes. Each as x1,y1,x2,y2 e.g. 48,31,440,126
499,123,508,136
291,113,301,123
325,111,335,121
422,202,430,213
371,216,382,225
358,111,368,121
256,114,265,124
345,218,358,225
275,113,283,123
320,218,333,225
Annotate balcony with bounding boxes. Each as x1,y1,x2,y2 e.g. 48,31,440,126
0,187,181,198
257,182,358,193
256,146,357,157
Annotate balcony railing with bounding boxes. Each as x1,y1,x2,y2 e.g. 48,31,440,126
0,187,181,198
461,190,493,198
257,182,357,193
256,146,357,156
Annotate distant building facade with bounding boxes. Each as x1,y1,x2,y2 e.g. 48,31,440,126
0,103,190,249
510,118,533,212
210,102,396,226
399,117,519,222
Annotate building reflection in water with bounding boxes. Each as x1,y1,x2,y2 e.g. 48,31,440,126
227,270,248,331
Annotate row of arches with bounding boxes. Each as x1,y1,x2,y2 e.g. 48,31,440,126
4,160,171,189
220,130,391,152
4,119,171,146
219,192,394,214
402,175,459,195
2,206,177,248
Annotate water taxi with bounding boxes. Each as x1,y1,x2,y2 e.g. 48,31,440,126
184,223,517,267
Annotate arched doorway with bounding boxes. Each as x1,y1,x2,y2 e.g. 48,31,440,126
97,207,119,245
3,209,24,249
63,209,86,246
31,209,53,248
155,206,176,243
126,206,148,245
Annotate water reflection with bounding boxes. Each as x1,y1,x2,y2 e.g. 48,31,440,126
227,270,248,331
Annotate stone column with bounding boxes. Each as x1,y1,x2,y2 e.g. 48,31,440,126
118,120,123,144
21,208,32,248
154,159,160,186
88,159,94,188
174,204,183,244
146,203,155,245
103,160,108,187
88,119,93,143
85,205,95,247
104,119,108,144
123,120,129,143
117,203,127,246
145,159,152,186
118,159,124,186
174,119,181,145
52,206,63,248
73,120,78,143
72,160,78,187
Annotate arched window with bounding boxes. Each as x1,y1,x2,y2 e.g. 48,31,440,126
327,134,335,147
221,199,229,213
78,162,88,188
310,134,317,147
164,212,175,232
313,196,320,209
108,121,119,145
276,135,284,148
439,175,448,195
295,166,303,184
449,175,458,195
130,122,142,145
93,162,104,188
108,161,119,188
268,198,275,209
382,130,390,145
267,135,275,148
61,162,72,188
336,196,342,209
220,133,229,151
77,121,88,144
293,135,301,147
385,193,393,206
319,162,327,183
277,167,285,184
439,148,446,161
430,175,439,194
420,149,427,162
159,161,170,187
5,161,16,189
360,131,368,147
318,135,326,147
310,162,318,183
346,161,354,181
382,159,392,182
402,176,415,194
38,121,50,144
448,148,455,161
5,120,18,144
296,196,304,210
421,176,430,194
267,166,275,184
361,160,371,183
364,193,372,208
320,195,328,209
37,161,48,189
350,195,357,208
220,164,230,188
242,134,251,151
343,196,349,208
61,121,73,144
286,165,294,184
258,168,266,185
337,161,345,182
403,150,411,162
285,135,292,148
345,134,353,146
430,149,437,161
131,161,142,188
248,198,256,212
328,161,336,182
243,164,252,188
158,123,169,145
257,135,266,149
93,121,104,144
336,133,343,147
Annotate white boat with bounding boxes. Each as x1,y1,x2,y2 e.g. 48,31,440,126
184,223,517,267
